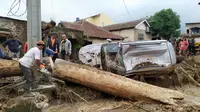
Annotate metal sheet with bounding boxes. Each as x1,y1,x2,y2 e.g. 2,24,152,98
79,44,102,67
122,41,174,72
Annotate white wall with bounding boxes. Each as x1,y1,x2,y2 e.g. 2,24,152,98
136,23,146,30
88,38,121,44
112,29,135,42
186,24,200,29
109,22,152,42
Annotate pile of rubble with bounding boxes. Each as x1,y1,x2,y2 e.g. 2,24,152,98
1,57,200,111
175,57,200,86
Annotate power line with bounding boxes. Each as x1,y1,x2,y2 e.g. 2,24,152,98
7,0,27,17
7,0,20,16
111,0,157,22
122,0,132,20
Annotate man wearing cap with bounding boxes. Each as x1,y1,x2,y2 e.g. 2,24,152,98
19,40,45,96
47,32,59,62
3,35,22,58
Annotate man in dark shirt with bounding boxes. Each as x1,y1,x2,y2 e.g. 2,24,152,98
188,38,196,55
46,32,59,62
3,35,22,58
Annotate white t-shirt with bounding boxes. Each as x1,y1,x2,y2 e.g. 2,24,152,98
19,47,41,68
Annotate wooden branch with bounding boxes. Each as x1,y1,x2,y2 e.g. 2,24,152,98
69,89,89,103
179,67,200,87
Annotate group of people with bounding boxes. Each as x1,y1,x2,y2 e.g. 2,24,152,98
175,38,196,56
0,32,72,96
0,20,73,96
23,33,72,62
0,33,72,61
0,35,22,60
20,33,71,97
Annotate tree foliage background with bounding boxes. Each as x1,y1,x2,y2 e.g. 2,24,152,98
148,8,181,40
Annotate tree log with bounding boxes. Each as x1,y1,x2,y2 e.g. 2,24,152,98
0,59,22,77
0,57,53,78
53,59,184,105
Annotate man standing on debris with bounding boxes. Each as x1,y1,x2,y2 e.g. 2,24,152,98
188,38,196,55
3,35,22,58
179,38,188,56
19,41,45,96
42,20,56,41
59,33,72,61
47,32,59,62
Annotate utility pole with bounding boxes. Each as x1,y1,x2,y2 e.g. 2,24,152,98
27,0,41,50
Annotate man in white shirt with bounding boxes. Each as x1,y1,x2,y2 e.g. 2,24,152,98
19,40,45,96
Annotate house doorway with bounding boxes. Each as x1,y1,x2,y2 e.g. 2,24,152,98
68,38,82,61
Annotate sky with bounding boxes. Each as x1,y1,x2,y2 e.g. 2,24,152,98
0,0,200,32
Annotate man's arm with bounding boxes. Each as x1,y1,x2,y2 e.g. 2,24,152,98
34,49,42,69
2,40,9,48
57,40,60,53
17,40,22,45
68,41,72,55
35,59,41,68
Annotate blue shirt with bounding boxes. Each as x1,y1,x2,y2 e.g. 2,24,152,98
44,48,54,56
3,40,22,53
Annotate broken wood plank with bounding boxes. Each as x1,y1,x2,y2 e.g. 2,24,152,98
54,59,184,105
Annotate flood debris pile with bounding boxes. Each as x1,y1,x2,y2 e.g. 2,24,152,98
53,83,103,104
175,57,200,86
2,57,200,111
0,91,48,112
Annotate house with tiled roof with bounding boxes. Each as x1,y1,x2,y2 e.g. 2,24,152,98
58,20,123,44
103,18,152,42
58,20,123,60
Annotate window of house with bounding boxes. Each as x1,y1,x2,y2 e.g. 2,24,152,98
138,33,144,40
146,27,150,32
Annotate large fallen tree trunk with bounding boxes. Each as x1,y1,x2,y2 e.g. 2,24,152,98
0,59,22,77
54,59,184,105
0,57,53,78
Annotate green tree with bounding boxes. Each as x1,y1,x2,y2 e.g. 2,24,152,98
148,9,181,40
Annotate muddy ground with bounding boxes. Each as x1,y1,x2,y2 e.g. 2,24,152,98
42,84,200,112
1,57,200,112
2,83,200,112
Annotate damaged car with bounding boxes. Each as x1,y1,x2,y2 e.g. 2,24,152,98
79,40,176,80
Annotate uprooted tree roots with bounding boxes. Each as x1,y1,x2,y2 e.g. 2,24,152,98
175,58,200,86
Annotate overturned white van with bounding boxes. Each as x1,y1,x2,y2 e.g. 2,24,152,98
79,40,176,77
